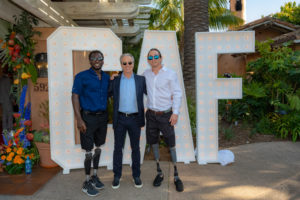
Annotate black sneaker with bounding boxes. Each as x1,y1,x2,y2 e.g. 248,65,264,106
174,178,184,192
153,174,164,187
133,177,143,188
82,180,99,197
90,175,104,190
112,177,120,189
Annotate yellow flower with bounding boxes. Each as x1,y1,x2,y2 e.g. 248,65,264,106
16,148,23,155
6,147,12,153
14,79,19,84
1,155,6,160
21,72,31,79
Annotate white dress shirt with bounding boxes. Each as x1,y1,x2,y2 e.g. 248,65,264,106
143,66,182,115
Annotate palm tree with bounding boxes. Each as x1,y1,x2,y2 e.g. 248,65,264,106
149,0,243,98
183,0,209,98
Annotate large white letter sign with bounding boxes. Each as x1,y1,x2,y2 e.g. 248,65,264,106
195,31,255,164
138,30,196,163
47,27,123,174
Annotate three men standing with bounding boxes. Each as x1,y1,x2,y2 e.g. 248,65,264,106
72,48,184,196
72,50,109,196
110,53,146,189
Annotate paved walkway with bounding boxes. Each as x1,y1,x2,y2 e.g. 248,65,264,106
1,142,300,200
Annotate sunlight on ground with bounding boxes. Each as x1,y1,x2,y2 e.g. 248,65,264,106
213,185,289,199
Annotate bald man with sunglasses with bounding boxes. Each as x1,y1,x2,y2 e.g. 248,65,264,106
143,48,184,192
110,53,147,189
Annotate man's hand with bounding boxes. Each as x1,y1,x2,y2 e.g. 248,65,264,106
77,119,87,133
169,114,178,126
110,73,118,80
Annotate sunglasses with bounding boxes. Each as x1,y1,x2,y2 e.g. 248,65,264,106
90,57,103,61
148,55,160,60
122,62,133,66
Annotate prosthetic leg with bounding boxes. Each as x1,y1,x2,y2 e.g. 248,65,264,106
169,147,184,192
90,147,104,189
152,143,164,186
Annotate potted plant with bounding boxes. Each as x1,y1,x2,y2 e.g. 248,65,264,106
33,100,57,168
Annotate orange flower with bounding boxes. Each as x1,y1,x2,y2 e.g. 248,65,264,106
16,148,23,155
6,156,12,162
13,147,17,152
6,147,12,153
23,120,32,127
15,127,24,136
8,152,14,157
1,155,6,160
15,64,21,69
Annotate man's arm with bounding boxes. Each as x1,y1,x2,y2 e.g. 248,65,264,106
169,72,182,126
71,93,87,133
142,76,147,95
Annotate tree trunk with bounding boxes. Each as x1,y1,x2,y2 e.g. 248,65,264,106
184,0,209,99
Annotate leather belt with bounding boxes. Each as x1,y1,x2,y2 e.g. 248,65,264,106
148,108,172,115
82,110,106,115
118,112,138,117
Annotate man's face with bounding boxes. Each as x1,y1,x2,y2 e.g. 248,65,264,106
121,56,134,74
147,50,162,68
89,52,104,70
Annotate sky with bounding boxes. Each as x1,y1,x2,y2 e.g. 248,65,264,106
245,0,300,23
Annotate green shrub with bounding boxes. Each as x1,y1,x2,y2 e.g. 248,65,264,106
222,125,234,141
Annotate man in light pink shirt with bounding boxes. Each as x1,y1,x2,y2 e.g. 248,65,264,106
143,48,184,192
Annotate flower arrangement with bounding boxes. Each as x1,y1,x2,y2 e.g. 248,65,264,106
0,86,39,174
0,11,40,104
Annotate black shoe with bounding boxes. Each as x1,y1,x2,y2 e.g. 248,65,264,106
153,174,164,187
133,177,143,188
82,180,99,197
90,175,104,190
112,177,120,189
174,178,184,192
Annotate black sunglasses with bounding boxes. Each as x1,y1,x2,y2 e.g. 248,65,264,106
90,57,103,61
122,62,133,66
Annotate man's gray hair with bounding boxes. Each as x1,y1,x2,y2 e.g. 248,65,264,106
120,53,135,63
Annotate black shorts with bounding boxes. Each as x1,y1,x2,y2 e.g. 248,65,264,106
145,110,175,147
80,110,108,151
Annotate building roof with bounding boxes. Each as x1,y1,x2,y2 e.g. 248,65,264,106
271,29,300,46
236,16,299,33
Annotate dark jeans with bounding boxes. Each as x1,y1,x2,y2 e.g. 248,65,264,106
113,114,141,178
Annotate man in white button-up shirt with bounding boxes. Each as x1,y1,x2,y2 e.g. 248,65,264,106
143,48,184,192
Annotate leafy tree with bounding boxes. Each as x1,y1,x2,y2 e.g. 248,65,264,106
272,1,300,25
149,0,243,98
